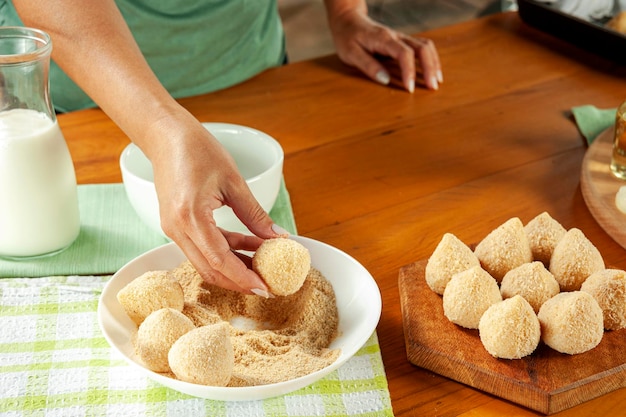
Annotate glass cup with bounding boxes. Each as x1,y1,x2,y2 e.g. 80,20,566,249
610,101,626,180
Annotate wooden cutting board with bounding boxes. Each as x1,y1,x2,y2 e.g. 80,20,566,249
581,127,626,250
399,259,626,415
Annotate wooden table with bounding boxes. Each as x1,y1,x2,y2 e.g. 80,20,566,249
59,12,626,417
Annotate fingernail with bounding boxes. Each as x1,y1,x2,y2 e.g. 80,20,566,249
272,223,290,236
376,70,390,85
251,288,274,298
430,76,439,90
408,79,415,93
437,70,444,83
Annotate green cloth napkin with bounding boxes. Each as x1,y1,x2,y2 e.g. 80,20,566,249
571,105,616,145
0,180,296,278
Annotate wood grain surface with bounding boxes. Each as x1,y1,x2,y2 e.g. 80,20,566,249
581,128,626,250
399,259,626,415
59,12,626,417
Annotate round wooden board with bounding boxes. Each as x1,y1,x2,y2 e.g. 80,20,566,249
580,127,626,250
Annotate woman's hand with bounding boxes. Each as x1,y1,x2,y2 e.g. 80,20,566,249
146,114,285,296
324,1,443,92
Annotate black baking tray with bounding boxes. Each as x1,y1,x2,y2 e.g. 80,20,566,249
518,0,626,64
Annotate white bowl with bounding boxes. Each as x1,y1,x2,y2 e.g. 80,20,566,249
97,235,382,401
120,123,284,237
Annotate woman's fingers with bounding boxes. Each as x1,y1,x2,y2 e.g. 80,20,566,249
329,11,443,92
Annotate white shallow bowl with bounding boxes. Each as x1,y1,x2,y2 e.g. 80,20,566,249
119,123,284,237
97,235,382,401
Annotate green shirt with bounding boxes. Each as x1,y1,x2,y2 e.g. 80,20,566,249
1,0,285,112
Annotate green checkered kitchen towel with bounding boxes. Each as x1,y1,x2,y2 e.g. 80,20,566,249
0,276,393,416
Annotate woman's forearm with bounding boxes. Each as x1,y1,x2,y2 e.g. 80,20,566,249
12,0,188,157
323,0,368,20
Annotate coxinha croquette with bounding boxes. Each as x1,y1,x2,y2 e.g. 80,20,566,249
425,212,625,359
252,237,311,296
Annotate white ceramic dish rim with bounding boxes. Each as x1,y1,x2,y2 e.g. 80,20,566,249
97,235,382,401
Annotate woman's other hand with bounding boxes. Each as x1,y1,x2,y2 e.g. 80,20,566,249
324,0,443,92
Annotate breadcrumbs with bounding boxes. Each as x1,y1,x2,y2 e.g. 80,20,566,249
132,260,340,386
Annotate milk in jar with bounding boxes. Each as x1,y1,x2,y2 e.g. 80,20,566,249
0,109,80,258
0,26,81,258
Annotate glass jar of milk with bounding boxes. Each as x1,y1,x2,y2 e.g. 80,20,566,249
0,27,80,259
